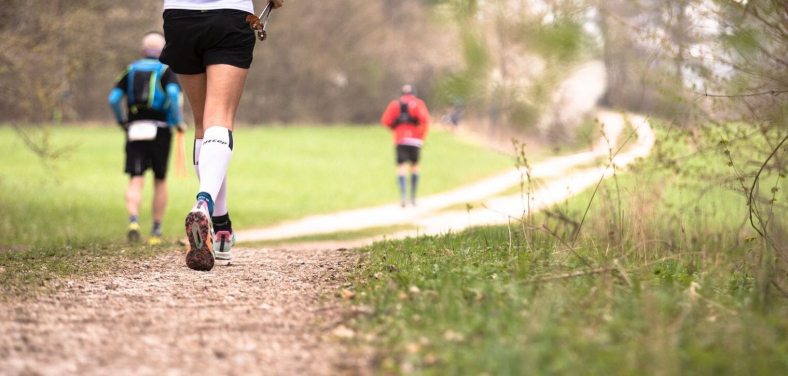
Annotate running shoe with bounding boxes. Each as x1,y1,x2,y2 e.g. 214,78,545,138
127,222,142,243
148,235,164,246
214,230,236,261
185,200,215,271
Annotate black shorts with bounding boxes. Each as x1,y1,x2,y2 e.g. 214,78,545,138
125,127,172,179
160,9,256,75
396,145,421,164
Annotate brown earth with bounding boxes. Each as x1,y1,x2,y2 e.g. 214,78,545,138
0,247,371,375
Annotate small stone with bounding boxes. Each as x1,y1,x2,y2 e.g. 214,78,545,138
332,325,355,339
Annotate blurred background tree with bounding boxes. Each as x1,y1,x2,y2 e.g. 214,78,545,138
0,0,457,125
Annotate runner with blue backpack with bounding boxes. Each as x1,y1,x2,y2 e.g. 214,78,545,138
109,32,185,245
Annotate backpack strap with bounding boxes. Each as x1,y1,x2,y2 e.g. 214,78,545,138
399,101,409,115
393,100,419,128
147,65,160,109
127,64,136,107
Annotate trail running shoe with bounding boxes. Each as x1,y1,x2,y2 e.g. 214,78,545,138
214,230,236,261
185,200,215,271
148,235,163,246
127,222,142,243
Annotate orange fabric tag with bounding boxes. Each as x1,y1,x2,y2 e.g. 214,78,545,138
175,131,187,179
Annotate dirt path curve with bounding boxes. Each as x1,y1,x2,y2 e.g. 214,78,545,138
237,111,651,243
0,248,368,375
407,112,654,236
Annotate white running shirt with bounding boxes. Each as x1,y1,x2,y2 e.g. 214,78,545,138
163,0,254,14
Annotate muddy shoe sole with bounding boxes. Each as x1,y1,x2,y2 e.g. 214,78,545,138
127,229,141,244
185,212,214,271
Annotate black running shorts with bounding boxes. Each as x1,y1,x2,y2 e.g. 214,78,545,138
160,9,256,75
125,127,172,180
396,145,421,164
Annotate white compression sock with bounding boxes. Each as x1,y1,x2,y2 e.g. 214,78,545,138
214,178,228,217
194,138,229,217
198,126,233,204
193,139,202,178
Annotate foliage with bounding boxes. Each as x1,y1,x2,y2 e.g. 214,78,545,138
433,0,597,137
0,0,457,125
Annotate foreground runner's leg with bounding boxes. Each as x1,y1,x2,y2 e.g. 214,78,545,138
198,64,247,204
182,65,247,270
193,131,234,260
212,179,235,261
179,73,214,270
201,64,245,262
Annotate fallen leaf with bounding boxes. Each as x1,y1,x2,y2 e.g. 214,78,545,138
332,325,355,339
341,289,356,300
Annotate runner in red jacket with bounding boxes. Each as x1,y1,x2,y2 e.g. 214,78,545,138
381,85,430,207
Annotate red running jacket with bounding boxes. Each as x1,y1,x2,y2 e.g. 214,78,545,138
380,94,430,146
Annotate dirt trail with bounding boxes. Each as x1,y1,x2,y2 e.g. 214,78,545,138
0,248,368,375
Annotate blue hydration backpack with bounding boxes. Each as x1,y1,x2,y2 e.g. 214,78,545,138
126,59,169,115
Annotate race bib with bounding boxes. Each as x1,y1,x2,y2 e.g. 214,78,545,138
127,121,160,141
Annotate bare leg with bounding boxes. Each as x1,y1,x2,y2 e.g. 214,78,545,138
397,163,409,176
192,64,248,206
203,64,249,131
126,176,145,218
178,73,207,137
152,179,168,223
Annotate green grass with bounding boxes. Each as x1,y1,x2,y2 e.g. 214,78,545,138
0,125,513,247
349,122,788,375
0,242,170,299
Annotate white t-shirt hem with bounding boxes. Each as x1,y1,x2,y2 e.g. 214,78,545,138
399,138,424,147
163,2,254,14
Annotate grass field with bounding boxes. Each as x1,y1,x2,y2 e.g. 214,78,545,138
349,122,788,374
0,125,513,247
